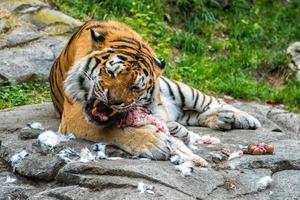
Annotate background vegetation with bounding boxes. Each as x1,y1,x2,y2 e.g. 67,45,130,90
1,0,299,111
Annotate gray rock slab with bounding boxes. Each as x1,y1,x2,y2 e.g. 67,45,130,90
0,93,300,198
207,169,272,200
29,185,184,200
15,154,64,181
0,0,82,84
57,160,223,199
226,140,300,172
0,37,66,83
271,170,300,200
0,27,42,49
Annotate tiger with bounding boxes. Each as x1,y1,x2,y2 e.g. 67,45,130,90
49,20,261,166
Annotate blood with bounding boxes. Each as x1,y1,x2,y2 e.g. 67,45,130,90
116,107,169,134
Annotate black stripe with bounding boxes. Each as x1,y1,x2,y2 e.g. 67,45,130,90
51,63,64,103
50,85,62,112
191,87,195,100
55,66,65,101
171,126,182,135
110,38,137,45
193,91,199,109
50,66,63,114
161,77,175,100
83,58,92,73
196,111,202,119
110,37,152,54
111,45,138,52
138,59,151,69
182,130,189,138
202,96,212,112
200,94,206,109
91,58,100,74
174,81,185,108
186,112,191,126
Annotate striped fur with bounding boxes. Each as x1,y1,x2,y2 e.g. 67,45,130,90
50,20,261,164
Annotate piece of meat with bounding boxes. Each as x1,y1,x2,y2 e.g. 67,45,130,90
243,143,274,155
116,107,169,134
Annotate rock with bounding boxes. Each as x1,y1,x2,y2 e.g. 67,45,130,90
24,8,82,32
0,21,9,34
0,28,42,49
271,170,300,200
56,161,223,199
15,154,64,181
287,42,300,79
0,0,82,84
0,0,48,12
0,185,32,199
0,102,300,199
207,169,272,199
19,128,42,140
0,37,66,83
267,108,300,135
226,140,300,172
30,185,175,200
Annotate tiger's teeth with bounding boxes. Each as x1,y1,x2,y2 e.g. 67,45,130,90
100,115,108,121
108,110,117,117
91,107,98,115
93,99,101,107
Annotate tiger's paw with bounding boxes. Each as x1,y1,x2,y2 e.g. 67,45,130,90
168,136,208,167
200,104,261,130
126,128,208,166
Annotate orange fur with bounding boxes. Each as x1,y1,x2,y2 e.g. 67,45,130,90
50,20,169,159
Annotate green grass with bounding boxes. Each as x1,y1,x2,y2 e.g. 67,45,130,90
1,0,299,112
0,81,50,110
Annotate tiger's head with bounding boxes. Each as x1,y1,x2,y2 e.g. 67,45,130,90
64,21,165,126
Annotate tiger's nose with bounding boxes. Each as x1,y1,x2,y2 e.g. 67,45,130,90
106,90,123,105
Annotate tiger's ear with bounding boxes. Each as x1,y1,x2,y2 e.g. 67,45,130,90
155,58,165,69
90,29,105,42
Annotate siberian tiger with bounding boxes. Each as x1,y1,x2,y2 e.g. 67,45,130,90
50,20,261,165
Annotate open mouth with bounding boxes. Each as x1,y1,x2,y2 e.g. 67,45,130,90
84,98,120,126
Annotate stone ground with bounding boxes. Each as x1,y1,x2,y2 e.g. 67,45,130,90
0,0,81,84
1,0,300,199
0,102,300,200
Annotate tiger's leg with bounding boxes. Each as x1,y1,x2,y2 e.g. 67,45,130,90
167,121,198,144
159,76,261,130
59,101,208,166
176,104,261,130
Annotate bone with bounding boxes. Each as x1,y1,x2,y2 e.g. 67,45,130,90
257,176,272,191
228,150,243,161
137,181,155,194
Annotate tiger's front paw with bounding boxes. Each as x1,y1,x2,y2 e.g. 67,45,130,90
201,104,261,130
125,127,208,166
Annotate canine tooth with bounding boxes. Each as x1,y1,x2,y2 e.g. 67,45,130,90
108,110,117,117
93,99,101,107
91,107,98,115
